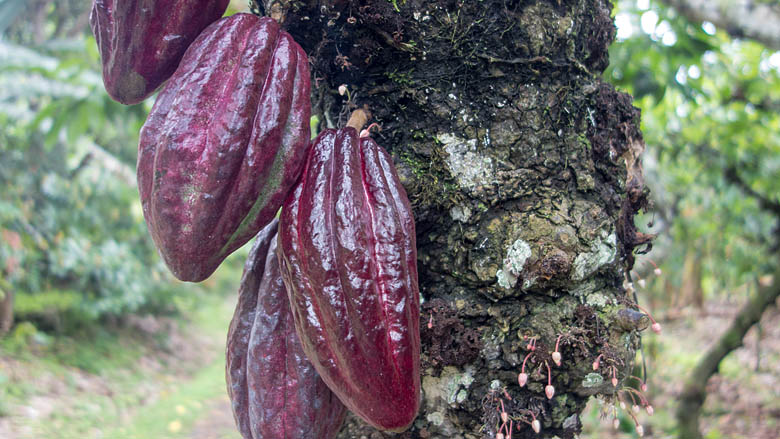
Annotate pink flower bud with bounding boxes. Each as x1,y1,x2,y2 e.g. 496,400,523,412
501,411,508,423
359,129,370,138
613,418,620,430
619,401,626,410
636,425,644,437
552,351,561,366
592,360,600,371
496,433,504,439
641,382,648,392
338,84,348,96
637,279,646,288
646,405,654,416
611,377,618,387
632,405,640,414
654,268,662,276
651,322,662,334
518,372,528,387
545,384,555,399
532,419,541,433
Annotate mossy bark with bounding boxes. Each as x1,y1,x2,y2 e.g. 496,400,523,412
266,1,651,437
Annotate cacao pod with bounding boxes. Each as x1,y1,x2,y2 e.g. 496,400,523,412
137,13,311,282
89,0,230,104
278,128,421,432
226,219,347,439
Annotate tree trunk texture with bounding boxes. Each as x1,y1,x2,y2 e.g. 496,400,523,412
678,247,703,309
265,1,652,437
0,277,13,335
675,268,780,439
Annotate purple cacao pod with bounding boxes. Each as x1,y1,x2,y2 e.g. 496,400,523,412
277,128,421,432
137,13,311,282
89,0,230,104
226,219,347,439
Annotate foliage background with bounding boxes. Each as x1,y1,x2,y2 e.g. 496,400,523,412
0,0,248,331
609,0,779,306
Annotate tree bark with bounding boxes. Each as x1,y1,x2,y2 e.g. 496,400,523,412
675,267,780,439
0,277,14,335
267,1,652,437
659,0,780,51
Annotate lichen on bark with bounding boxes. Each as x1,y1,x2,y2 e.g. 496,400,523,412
272,1,652,437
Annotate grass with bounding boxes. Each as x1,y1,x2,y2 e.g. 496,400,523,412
0,283,240,439
103,359,239,439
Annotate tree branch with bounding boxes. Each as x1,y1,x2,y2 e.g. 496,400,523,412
659,0,780,50
724,166,780,217
675,266,780,439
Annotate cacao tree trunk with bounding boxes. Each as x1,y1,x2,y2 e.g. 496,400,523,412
265,1,651,437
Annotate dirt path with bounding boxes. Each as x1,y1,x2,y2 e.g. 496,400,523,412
189,395,239,439
0,294,241,439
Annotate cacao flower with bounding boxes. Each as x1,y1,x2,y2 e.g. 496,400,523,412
138,13,311,282
518,372,528,387
552,350,561,366
90,0,230,104
278,128,421,432
226,219,346,439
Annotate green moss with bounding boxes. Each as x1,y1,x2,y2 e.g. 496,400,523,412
385,68,414,86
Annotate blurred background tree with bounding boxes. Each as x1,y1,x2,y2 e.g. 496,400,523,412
609,0,779,312
604,1,780,438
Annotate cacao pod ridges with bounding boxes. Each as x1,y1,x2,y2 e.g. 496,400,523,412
226,219,347,439
278,128,421,432
137,13,311,282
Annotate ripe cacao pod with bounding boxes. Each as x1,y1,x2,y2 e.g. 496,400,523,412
89,0,230,104
226,219,347,439
277,128,421,432
137,13,311,282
